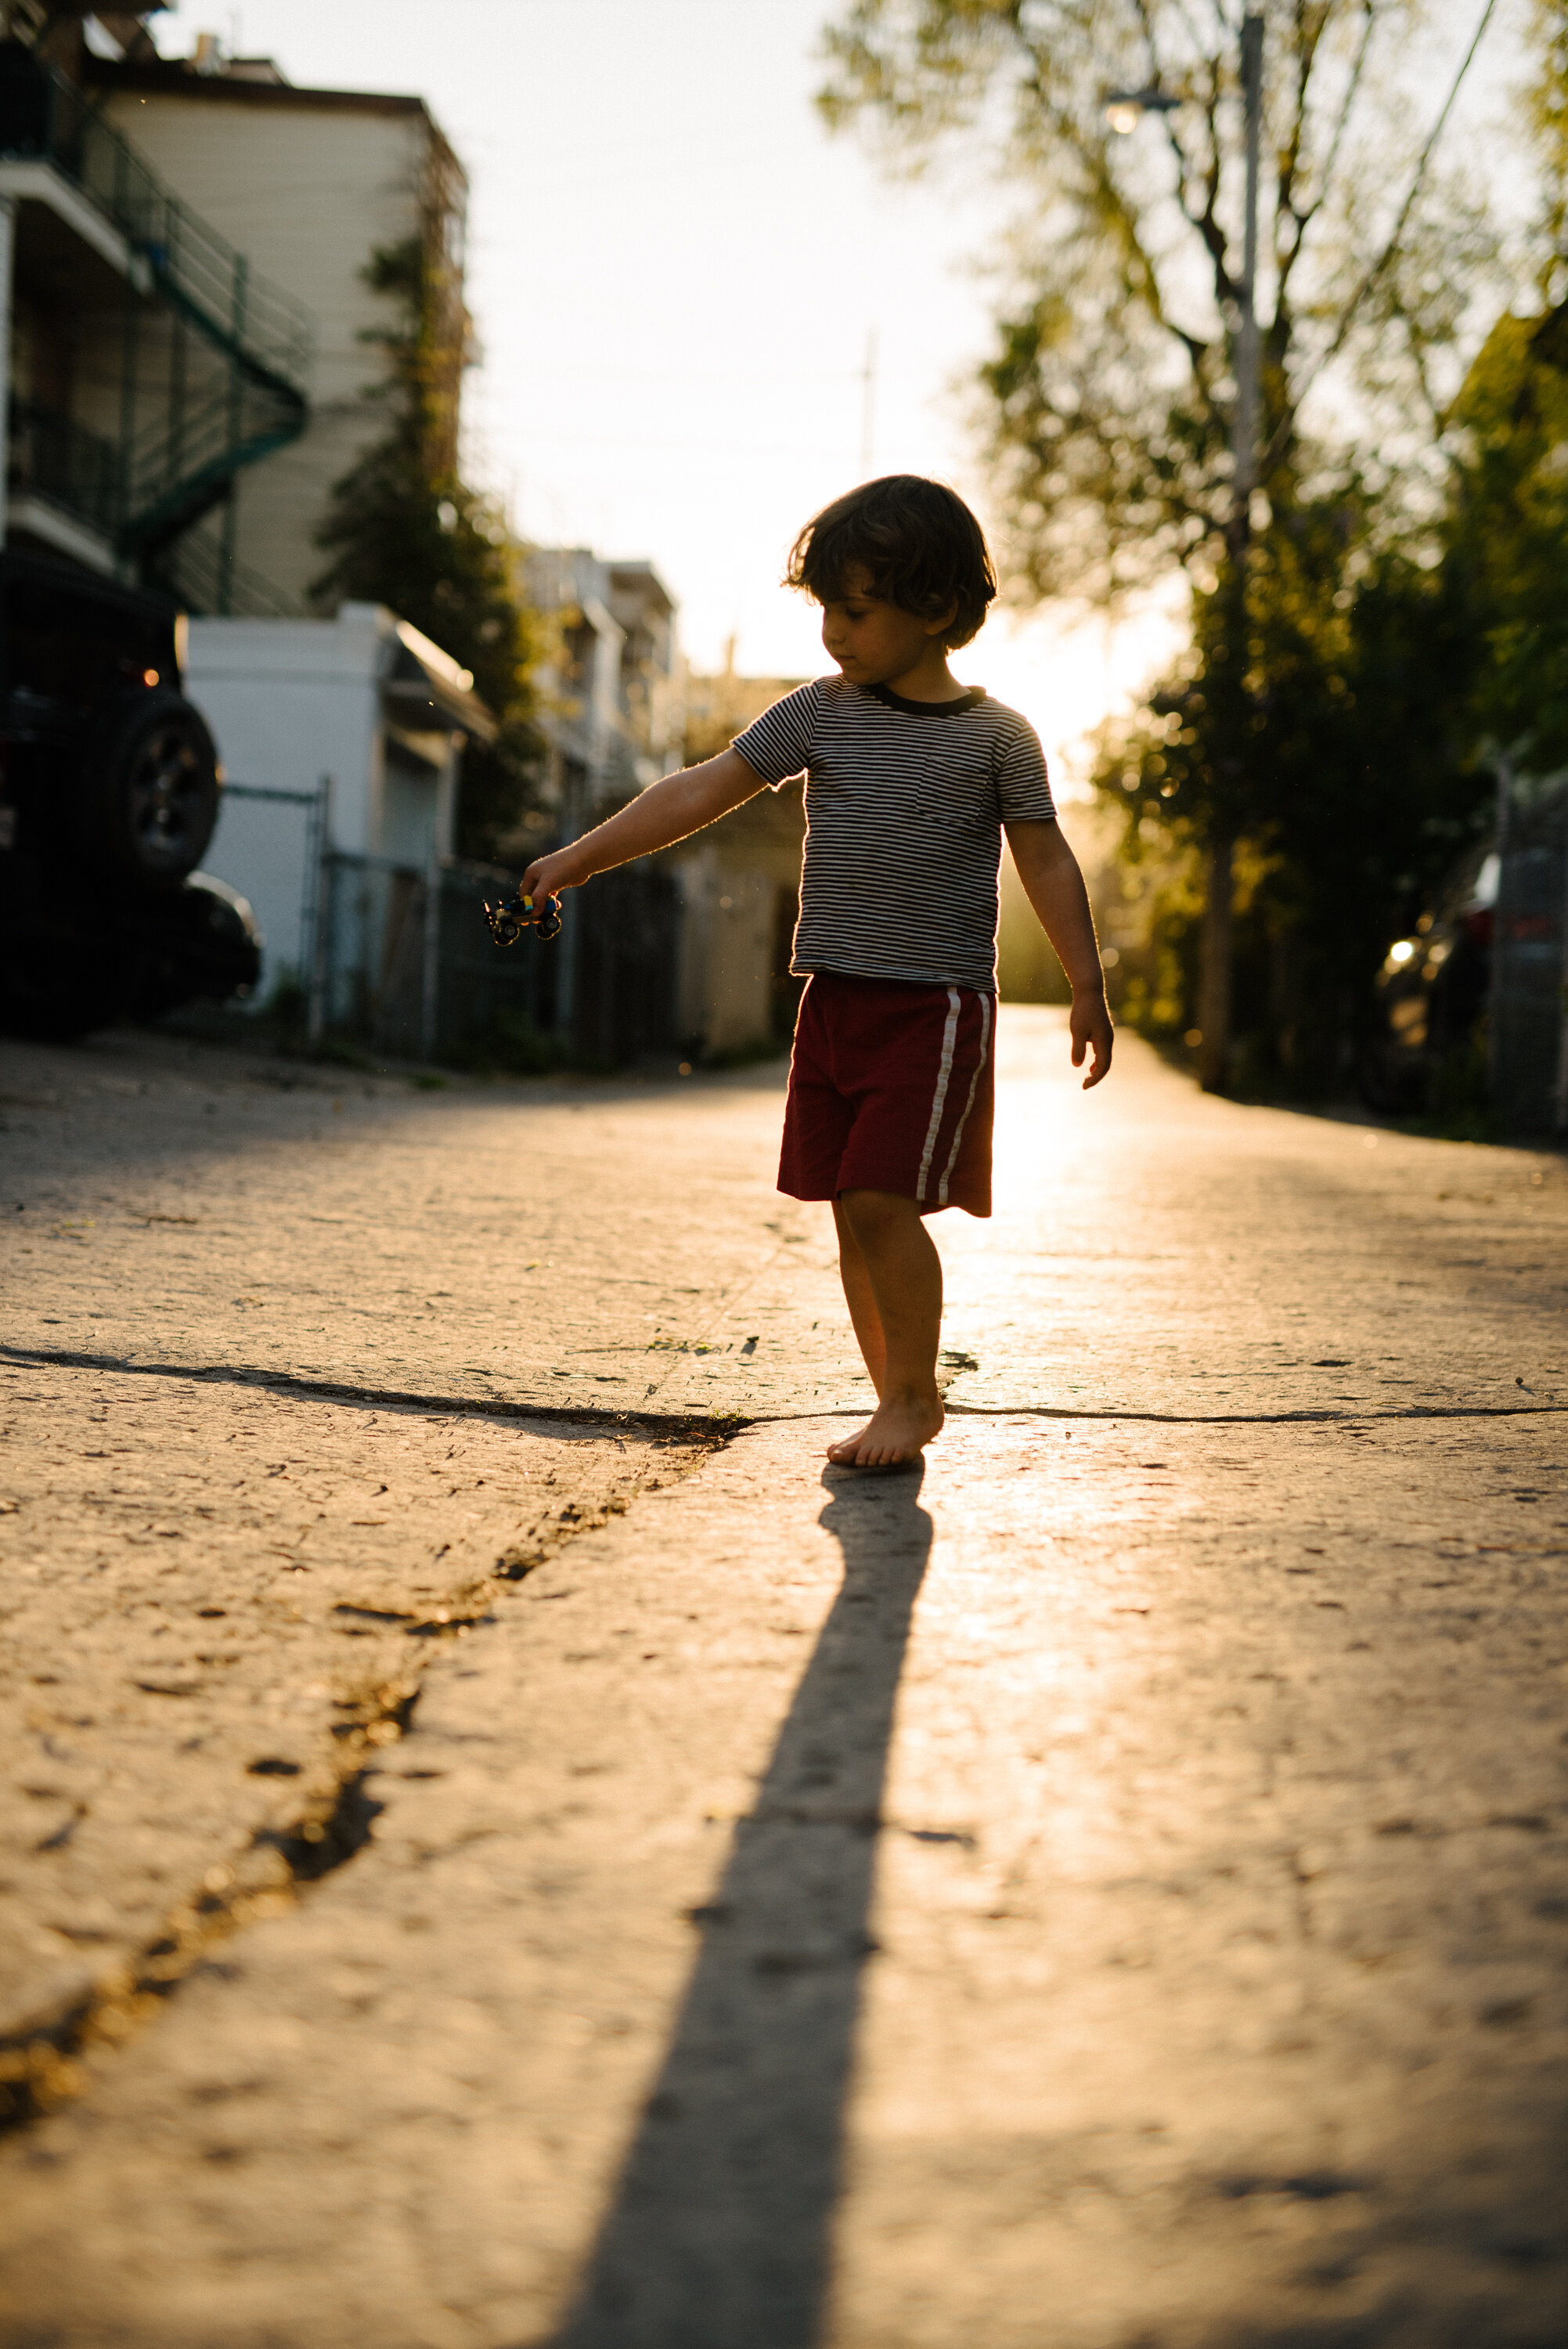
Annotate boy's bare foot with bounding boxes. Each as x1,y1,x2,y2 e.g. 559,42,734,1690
826,1391,944,1470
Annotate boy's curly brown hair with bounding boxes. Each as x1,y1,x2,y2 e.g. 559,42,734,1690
784,474,997,650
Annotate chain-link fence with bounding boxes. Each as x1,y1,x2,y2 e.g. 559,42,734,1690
210,779,679,1068
318,852,681,1069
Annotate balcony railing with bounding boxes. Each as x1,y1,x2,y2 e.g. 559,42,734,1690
6,395,307,619
151,513,306,620
0,54,312,404
6,395,121,539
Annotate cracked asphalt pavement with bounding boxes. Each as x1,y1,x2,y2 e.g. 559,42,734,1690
1,1009,1566,2347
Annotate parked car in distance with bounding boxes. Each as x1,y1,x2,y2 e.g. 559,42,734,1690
0,549,260,1038
1357,843,1494,1113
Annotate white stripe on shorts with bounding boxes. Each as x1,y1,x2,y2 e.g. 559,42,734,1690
915,988,962,1203
937,990,991,1205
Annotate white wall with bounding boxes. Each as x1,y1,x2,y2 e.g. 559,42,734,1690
186,605,452,1004
186,610,381,835
381,745,451,868
673,846,773,1053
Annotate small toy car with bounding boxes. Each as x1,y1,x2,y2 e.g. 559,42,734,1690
483,889,561,946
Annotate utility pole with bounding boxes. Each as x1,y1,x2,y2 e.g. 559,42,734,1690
1487,752,1513,1105
0,193,15,550
860,327,878,478
1197,11,1263,1095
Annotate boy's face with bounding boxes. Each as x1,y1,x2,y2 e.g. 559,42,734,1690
818,562,954,686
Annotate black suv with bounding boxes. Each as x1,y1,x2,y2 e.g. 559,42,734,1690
0,549,260,1037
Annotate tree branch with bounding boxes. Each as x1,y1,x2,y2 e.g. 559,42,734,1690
1303,0,1375,233
1272,0,1498,462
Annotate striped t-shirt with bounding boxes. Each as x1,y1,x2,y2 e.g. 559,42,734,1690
732,673,1056,994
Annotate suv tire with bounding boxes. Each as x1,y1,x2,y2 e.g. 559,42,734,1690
82,692,221,887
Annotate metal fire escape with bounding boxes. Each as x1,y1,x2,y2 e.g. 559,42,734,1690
0,46,310,613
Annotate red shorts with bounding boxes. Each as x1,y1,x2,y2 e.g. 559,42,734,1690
778,970,996,1218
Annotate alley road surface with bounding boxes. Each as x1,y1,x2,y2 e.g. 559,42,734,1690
1,1009,1566,2349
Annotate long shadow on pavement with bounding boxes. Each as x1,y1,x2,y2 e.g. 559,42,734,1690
545,1463,935,2349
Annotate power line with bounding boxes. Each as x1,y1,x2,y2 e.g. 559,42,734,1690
860,327,878,474
1275,0,1499,451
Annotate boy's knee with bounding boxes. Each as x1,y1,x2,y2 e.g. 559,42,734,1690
838,1186,920,1240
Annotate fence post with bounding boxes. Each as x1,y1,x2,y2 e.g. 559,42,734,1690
0,196,16,550
1555,802,1568,1136
306,774,333,1047
1487,754,1512,1104
420,843,442,1063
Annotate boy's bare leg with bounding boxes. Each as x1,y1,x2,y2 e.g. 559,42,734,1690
826,1189,944,1468
831,1199,888,1400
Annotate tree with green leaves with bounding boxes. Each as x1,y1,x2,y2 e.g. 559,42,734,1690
1532,0,1568,259
312,237,542,864
1444,305,1568,778
1098,272,1568,1095
1101,493,1483,1088
819,0,1505,1086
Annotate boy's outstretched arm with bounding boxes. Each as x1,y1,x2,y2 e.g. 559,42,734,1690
521,748,765,904
1004,819,1114,1088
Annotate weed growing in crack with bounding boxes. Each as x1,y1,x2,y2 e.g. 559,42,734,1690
1,1429,730,2138
0,1680,421,2137
492,1433,719,1582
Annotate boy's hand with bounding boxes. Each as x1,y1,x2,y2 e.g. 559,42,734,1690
521,847,581,906
1003,821,1116,1088
1070,988,1114,1088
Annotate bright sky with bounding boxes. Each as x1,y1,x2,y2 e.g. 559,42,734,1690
157,0,1520,789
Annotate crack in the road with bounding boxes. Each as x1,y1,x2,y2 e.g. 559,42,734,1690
5,1344,1563,1431
0,1678,420,2139
0,1344,741,1438
940,1401,1568,1425
0,1416,729,2142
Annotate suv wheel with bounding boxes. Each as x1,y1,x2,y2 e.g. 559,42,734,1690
85,693,221,886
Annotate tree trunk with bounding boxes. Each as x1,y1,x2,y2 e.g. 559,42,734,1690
1198,835,1234,1093
1195,17,1261,1104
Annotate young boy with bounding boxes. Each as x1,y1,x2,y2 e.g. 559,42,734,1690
520,475,1112,1468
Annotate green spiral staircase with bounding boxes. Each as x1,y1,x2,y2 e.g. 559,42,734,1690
0,45,312,615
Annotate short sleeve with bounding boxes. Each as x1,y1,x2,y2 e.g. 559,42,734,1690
996,715,1056,824
732,681,818,788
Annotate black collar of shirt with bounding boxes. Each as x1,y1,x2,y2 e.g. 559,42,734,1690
863,680,987,718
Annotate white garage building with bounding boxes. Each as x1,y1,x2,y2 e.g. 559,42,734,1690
188,602,491,1013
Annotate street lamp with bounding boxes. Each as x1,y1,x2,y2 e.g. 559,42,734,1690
1103,23,1265,1096
1102,85,1181,135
